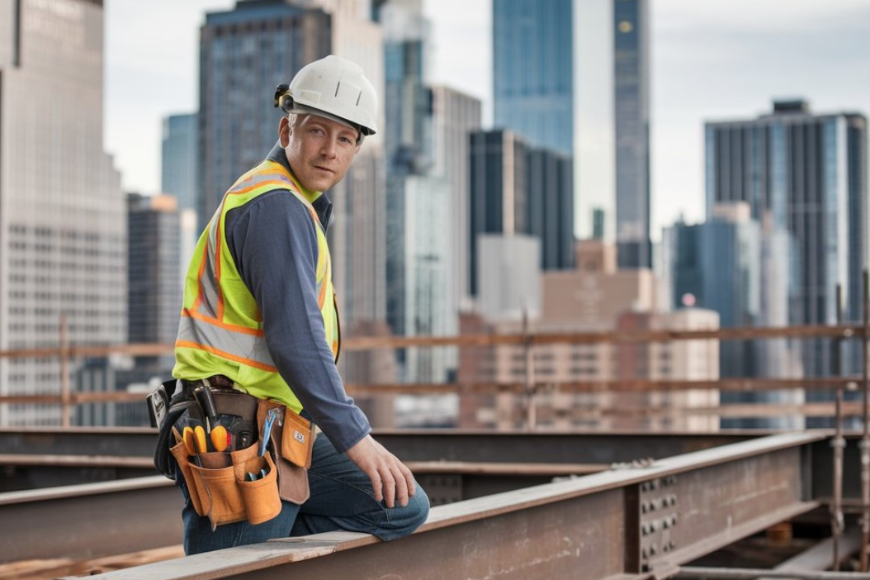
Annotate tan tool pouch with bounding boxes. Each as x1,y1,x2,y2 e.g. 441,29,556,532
257,400,316,504
171,435,282,530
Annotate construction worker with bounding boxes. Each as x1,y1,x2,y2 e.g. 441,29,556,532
171,55,429,554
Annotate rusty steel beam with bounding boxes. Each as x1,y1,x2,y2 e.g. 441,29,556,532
677,568,870,580
0,477,181,563
40,433,825,580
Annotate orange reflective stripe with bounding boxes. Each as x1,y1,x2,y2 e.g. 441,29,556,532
317,275,328,309
228,179,289,197
175,340,277,373
182,309,264,337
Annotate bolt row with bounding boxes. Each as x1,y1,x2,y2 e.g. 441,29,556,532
640,495,677,513
642,540,678,560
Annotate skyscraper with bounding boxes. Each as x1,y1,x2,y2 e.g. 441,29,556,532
161,113,199,215
613,0,650,268
492,0,649,267
527,148,574,270
430,85,482,311
663,204,762,378
468,129,573,296
662,203,804,429
706,100,868,381
493,0,573,157
0,0,126,426
379,0,433,345
127,194,182,370
468,130,528,297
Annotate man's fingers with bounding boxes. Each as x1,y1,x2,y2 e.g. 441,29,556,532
400,461,416,498
369,470,383,502
382,470,397,508
394,463,410,507
347,436,417,508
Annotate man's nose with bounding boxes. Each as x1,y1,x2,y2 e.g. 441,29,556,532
320,137,338,158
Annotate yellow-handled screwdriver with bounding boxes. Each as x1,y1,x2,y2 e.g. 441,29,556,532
193,425,208,454
210,425,230,452
182,426,197,456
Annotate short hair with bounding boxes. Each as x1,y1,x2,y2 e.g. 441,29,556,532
286,111,364,145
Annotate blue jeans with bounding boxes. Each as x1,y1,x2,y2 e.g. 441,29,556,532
179,435,430,555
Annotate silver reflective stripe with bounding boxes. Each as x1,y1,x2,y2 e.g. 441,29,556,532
177,315,276,369
195,253,219,318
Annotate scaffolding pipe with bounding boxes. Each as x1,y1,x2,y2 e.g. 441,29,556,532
676,567,870,580
862,270,870,572
833,284,845,571
523,309,536,431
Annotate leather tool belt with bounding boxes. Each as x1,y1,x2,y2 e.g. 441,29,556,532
149,377,315,529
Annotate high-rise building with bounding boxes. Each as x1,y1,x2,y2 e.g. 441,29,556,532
663,204,761,378
661,202,804,429
379,0,432,343
161,113,199,215
468,129,573,296
493,0,573,157
198,0,387,330
492,0,650,267
0,0,126,426
613,0,650,268
402,175,452,382
127,194,182,369
705,100,868,382
469,130,528,297
430,85,482,311
527,148,574,270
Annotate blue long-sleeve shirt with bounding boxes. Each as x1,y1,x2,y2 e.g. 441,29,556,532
223,142,371,453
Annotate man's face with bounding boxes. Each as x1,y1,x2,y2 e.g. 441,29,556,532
280,114,361,192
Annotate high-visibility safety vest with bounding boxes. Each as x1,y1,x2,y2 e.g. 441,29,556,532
172,159,339,414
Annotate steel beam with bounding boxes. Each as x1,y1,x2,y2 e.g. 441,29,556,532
0,477,181,563
51,433,824,580
677,567,870,580
0,428,758,492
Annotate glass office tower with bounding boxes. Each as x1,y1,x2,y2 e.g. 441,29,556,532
493,0,649,267
706,101,867,381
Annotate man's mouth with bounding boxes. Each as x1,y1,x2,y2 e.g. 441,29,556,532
314,165,334,174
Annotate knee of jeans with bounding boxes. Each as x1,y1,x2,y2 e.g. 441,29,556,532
394,485,430,532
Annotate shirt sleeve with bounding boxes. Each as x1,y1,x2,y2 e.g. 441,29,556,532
225,191,371,453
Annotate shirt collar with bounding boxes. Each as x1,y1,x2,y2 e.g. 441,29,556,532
266,140,333,230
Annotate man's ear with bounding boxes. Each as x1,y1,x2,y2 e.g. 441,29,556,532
278,116,290,147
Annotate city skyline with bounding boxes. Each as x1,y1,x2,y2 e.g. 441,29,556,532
105,0,870,240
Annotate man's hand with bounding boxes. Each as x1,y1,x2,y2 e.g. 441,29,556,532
345,435,416,508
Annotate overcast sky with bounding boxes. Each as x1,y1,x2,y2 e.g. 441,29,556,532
104,0,870,239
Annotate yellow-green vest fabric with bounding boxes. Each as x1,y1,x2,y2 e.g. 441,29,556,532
173,159,339,413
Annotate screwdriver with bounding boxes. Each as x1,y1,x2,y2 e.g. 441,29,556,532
194,425,208,454
210,425,230,452
182,426,197,456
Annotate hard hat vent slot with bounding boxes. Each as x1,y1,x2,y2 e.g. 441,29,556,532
335,81,340,98
356,92,361,106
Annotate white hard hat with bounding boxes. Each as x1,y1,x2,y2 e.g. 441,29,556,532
276,55,378,136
